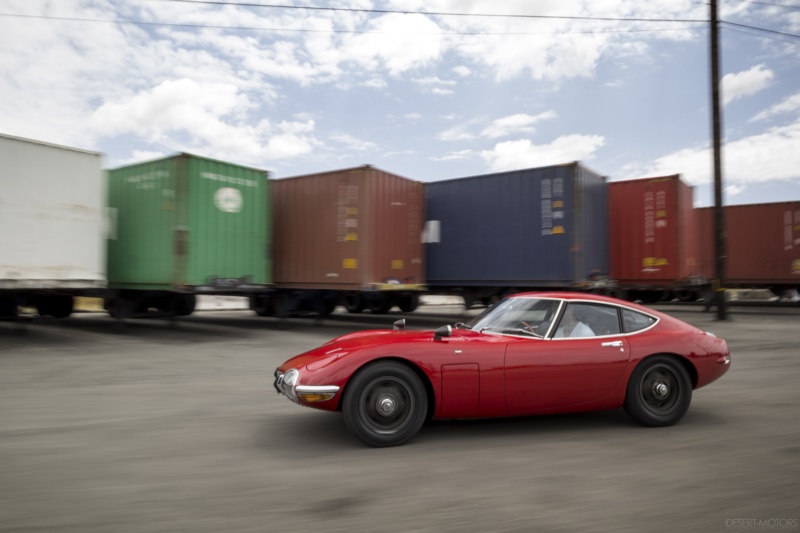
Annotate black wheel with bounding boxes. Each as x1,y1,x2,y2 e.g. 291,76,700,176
367,294,393,314
396,294,419,313
105,297,133,320
675,290,699,303
342,362,428,447
605,288,627,301
252,295,273,317
0,298,18,318
175,294,196,316
316,296,337,317
36,295,74,318
343,293,365,314
624,356,692,427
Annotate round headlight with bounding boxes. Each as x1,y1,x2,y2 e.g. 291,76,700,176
283,368,299,401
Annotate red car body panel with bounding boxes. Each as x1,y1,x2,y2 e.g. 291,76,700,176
276,292,730,419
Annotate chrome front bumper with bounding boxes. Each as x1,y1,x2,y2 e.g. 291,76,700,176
274,369,340,403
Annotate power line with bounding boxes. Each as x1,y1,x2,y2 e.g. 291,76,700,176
724,24,800,45
722,20,800,39
151,0,708,23
735,0,800,9
0,12,708,36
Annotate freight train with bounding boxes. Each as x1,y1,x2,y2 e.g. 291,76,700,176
2,133,798,321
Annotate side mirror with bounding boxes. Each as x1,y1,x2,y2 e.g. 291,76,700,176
393,319,406,331
434,325,452,341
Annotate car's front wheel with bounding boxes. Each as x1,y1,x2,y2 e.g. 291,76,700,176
342,361,428,447
624,355,692,427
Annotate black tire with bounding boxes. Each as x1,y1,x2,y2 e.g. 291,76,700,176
343,293,365,314
342,361,428,447
316,296,337,317
252,296,273,317
396,294,419,313
175,294,196,316
624,355,693,427
105,297,133,320
0,298,19,318
675,290,699,303
367,294,393,314
605,288,627,301
36,295,74,318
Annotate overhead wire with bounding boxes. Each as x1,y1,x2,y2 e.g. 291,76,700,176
149,0,709,23
0,12,708,35
733,0,800,9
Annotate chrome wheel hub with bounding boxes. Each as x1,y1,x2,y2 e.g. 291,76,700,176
377,395,398,416
653,381,669,399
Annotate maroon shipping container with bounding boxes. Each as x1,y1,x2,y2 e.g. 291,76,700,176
268,165,424,315
609,175,702,290
696,202,800,287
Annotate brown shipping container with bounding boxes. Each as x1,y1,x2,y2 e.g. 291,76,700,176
696,202,800,286
271,165,424,291
609,175,701,286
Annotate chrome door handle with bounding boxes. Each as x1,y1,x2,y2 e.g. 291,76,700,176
601,341,623,347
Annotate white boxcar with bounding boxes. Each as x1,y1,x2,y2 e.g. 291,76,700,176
0,134,106,317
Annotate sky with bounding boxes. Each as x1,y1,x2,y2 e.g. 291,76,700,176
1,0,799,207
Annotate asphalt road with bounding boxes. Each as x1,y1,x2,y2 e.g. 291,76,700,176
1,306,798,533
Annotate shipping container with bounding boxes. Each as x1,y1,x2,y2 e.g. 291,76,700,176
609,175,704,301
424,162,608,306
106,153,270,318
0,134,105,318
267,165,424,315
696,202,800,294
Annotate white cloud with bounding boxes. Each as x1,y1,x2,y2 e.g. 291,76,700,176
414,76,457,86
620,118,800,186
722,64,774,106
751,92,800,122
431,88,454,95
452,66,471,77
431,149,474,161
330,132,377,151
726,184,745,197
363,77,388,88
481,111,557,139
91,79,318,162
437,125,476,141
481,135,606,172
405,113,424,120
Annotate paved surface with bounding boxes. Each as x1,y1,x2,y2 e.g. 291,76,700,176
1,306,798,533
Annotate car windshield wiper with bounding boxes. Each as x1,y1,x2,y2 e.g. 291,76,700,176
453,322,472,330
480,326,542,338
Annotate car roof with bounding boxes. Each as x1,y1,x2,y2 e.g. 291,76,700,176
510,291,656,311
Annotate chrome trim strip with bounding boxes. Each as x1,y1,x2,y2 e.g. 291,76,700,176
295,385,341,394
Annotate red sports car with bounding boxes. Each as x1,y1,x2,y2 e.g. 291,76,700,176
274,292,730,447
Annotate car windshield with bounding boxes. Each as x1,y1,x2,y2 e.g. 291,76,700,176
464,297,562,338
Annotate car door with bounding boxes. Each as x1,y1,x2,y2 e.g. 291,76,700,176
504,302,631,415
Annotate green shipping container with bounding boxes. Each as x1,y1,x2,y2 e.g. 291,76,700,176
107,154,271,292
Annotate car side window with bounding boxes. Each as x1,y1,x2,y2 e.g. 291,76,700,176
553,303,620,338
621,309,657,333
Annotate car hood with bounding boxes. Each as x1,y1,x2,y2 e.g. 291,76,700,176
277,328,478,372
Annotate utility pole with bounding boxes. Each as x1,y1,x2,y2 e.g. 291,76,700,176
710,0,727,320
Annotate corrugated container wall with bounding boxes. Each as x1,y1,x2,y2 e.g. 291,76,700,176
271,166,424,290
0,134,105,288
424,162,608,287
609,175,700,286
107,154,270,291
696,202,800,285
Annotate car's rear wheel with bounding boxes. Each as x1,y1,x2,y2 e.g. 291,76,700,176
343,361,427,447
624,355,692,427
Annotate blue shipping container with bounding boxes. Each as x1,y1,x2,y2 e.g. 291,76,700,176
424,162,608,290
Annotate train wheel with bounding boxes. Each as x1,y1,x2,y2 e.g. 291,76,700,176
344,293,365,314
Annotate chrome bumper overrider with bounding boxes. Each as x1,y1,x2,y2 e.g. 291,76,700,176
274,369,340,403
